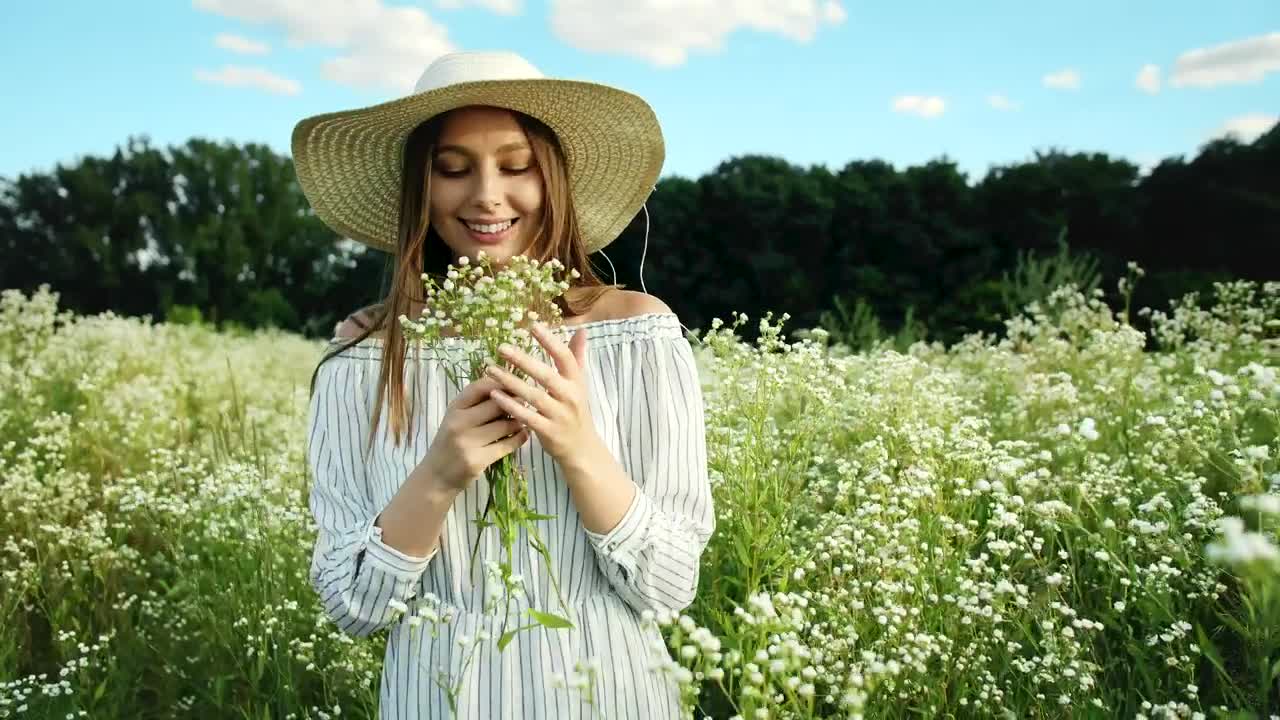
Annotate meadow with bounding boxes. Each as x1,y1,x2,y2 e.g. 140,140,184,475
1,269,1277,719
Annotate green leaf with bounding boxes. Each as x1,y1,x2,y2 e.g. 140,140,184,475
1271,656,1280,681
498,623,539,651
527,609,574,630
498,630,517,651
525,512,557,521
1195,623,1229,681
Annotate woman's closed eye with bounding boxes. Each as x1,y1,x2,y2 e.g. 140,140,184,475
435,166,533,178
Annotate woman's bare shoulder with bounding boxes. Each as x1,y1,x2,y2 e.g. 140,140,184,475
562,287,668,326
334,307,383,340
594,289,673,322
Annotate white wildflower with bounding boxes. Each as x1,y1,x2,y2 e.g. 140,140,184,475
1078,418,1100,441
1206,517,1280,567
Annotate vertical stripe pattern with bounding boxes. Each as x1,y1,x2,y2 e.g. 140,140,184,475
305,312,715,719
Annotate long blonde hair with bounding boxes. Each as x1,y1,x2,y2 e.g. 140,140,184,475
308,108,623,456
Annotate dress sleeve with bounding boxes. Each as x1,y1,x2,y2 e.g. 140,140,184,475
306,354,437,638
583,334,716,615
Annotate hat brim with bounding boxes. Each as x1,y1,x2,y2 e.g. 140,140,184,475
291,78,664,255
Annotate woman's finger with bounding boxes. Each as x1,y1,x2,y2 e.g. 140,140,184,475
453,374,502,410
490,388,552,437
473,418,525,446
495,343,574,400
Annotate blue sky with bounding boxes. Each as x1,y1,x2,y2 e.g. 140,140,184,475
3,1,1277,184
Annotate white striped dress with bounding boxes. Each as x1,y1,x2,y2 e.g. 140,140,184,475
305,312,715,719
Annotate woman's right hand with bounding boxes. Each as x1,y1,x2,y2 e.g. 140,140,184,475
419,374,529,492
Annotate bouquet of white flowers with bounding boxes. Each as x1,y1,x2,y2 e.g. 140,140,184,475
399,250,579,645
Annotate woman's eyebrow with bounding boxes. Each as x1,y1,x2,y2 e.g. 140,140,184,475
434,142,531,157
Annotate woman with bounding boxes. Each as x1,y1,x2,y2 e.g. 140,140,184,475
297,51,715,719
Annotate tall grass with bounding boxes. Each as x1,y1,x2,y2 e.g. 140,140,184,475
1,270,1276,719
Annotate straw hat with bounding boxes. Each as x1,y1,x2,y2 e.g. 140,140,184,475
291,50,665,255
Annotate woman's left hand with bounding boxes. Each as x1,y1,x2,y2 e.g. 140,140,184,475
483,322,601,466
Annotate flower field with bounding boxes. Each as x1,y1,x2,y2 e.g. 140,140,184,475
1,272,1277,719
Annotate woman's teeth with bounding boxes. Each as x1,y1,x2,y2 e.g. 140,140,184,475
465,219,515,234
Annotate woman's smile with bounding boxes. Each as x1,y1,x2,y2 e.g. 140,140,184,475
461,217,520,245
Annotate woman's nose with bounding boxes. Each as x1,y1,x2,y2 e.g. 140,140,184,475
470,167,504,211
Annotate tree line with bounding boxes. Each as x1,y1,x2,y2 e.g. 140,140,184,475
1,122,1276,345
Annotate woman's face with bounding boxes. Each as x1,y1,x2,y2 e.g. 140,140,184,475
428,106,545,266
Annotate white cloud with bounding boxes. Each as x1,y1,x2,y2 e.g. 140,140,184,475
214,32,270,55
1171,32,1280,88
1042,68,1081,90
1135,63,1161,94
549,0,847,68
1209,113,1278,143
434,0,522,14
822,1,846,24
193,0,456,92
892,95,945,118
194,65,301,95
987,93,1019,111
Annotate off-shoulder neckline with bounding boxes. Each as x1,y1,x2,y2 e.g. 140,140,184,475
325,311,687,358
